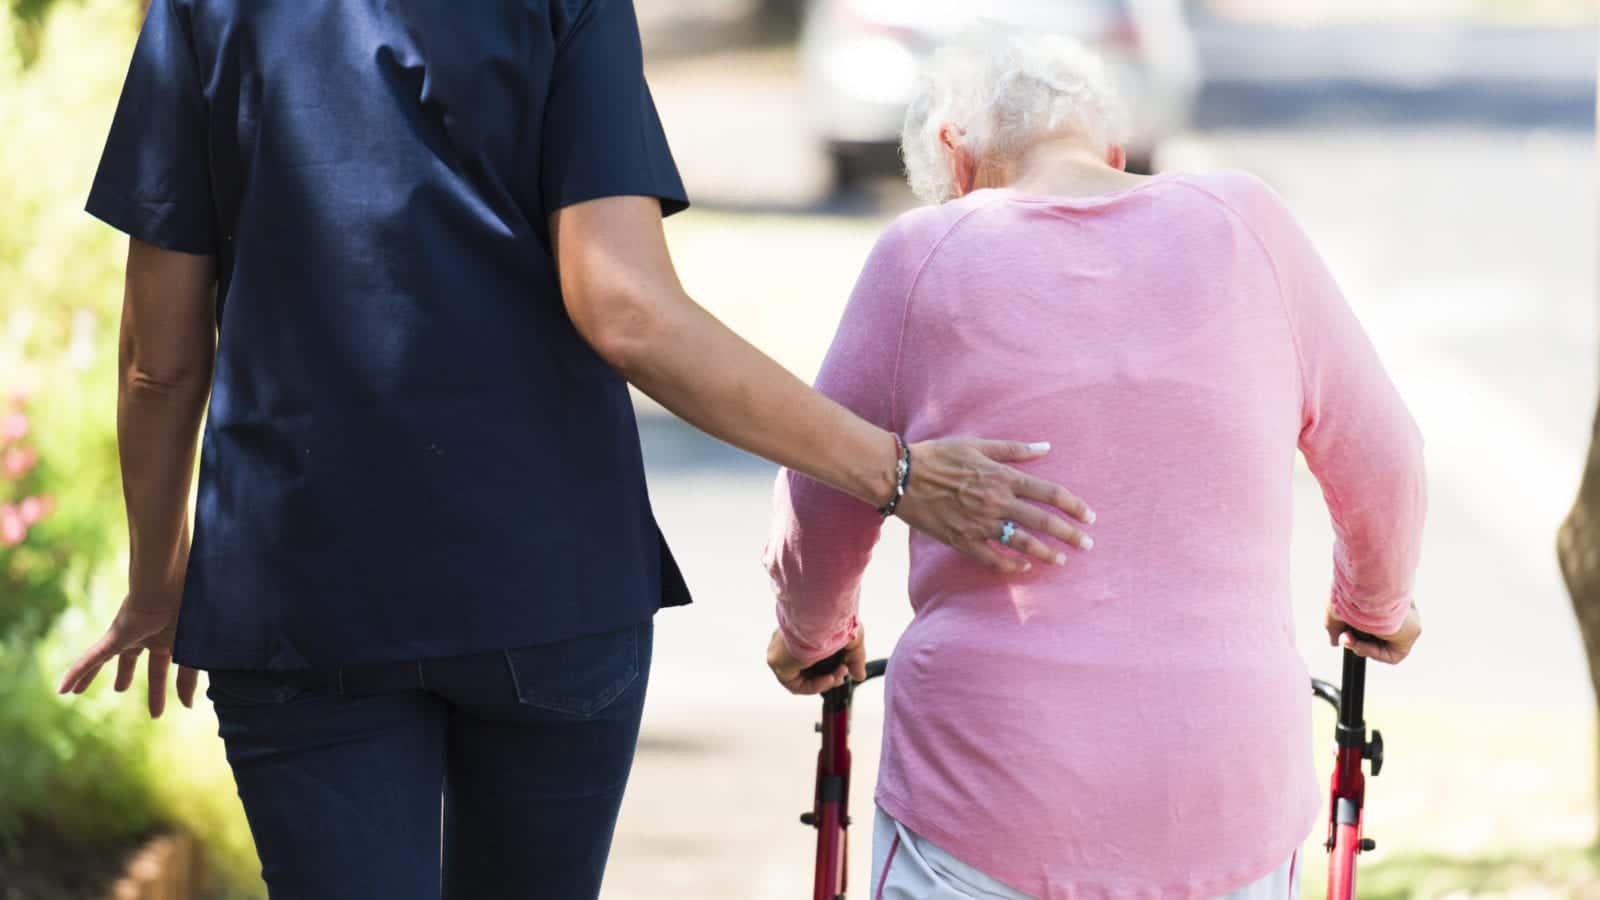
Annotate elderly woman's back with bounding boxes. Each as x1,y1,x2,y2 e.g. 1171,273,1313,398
764,38,1424,899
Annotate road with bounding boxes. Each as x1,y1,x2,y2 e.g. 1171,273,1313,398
601,18,1599,899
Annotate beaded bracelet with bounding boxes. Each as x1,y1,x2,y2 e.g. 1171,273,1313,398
876,433,912,518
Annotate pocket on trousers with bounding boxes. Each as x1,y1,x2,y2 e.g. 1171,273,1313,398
504,622,644,717
206,670,313,708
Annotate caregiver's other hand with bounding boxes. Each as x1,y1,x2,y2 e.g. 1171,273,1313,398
768,628,867,696
899,439,1095,574
1324,603,1421,665
57,594,199,718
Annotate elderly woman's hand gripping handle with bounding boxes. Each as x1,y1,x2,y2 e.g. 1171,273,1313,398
551,196,1095,573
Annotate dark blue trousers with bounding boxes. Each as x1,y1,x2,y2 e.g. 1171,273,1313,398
208,620,653,900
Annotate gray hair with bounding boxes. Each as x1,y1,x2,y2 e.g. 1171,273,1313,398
901,30,1126,205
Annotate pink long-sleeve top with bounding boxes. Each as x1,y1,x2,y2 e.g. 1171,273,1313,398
764,171,1425,899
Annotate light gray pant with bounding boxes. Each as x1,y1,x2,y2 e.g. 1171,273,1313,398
870,807,1301,900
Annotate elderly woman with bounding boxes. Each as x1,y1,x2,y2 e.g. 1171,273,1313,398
765,33,1425,900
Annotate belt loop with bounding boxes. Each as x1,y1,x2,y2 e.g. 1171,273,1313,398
416,660,427,690
335,667,346,697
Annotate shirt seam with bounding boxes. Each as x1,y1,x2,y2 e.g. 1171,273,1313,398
555,0,607,57
1165,179,1310,423
1172,178,1373,615
888,198,1006,431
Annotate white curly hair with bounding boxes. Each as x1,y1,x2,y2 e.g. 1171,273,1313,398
901,29,1127,205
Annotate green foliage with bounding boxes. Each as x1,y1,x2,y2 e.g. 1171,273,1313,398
0,1,263,895
0,0,137,841
1359,846,1600,899
6,0,60,66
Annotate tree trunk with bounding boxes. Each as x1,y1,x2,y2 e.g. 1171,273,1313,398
1556,69,1600,844
1559,415,1600,843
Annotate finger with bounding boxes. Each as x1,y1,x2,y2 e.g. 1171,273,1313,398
1002,527,1064,566
809,667,849,693
114,650,141,693
786,668,847,696
1008,504,1092,553
969,541,1030,575
72,660,109,695
1324,619,1344,647
146,651,172,719
58,635,118,695
972,439,1053,463
1012,476,1095,525
1340,633,1399,664
176,666,200,709
845,641,868,682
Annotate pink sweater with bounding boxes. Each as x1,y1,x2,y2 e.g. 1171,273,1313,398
763,172,1425,899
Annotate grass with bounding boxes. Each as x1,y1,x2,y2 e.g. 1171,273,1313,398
1361,846,1600,899
1287,699,1597,898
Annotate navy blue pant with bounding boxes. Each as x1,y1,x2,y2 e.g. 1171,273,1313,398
208,620,653,900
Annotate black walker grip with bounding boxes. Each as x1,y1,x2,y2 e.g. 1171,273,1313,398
801,650,850,682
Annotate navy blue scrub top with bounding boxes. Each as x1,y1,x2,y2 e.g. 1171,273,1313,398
87,0,692,671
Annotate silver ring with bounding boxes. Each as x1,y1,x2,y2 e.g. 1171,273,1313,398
999,521,1016,545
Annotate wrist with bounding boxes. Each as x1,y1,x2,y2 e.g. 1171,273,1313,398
874,433,911,517
840,425,901,508
127,553,187,611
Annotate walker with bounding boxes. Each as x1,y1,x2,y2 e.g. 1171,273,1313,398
798,637,1384,899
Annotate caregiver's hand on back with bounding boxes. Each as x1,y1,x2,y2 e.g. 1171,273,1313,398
895,439,1094,571
551,195,1094,573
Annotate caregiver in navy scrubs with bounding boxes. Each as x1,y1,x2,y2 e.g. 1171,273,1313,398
58,2,1095,897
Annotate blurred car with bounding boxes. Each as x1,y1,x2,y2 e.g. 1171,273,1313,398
800,0,1201,182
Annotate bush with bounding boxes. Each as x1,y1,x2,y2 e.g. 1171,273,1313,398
0,2,262,896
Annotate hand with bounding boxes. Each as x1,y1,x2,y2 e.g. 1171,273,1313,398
767,627,867,695
1325,603,1421,665
896,439,1095,574
57,595,199,718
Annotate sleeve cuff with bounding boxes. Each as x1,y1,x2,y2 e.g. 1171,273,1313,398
1330,587,1411,637
548,184,690,221
85,188,216,256
775,603,858,667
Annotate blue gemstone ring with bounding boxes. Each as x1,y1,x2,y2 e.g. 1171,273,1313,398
999,521,1016,545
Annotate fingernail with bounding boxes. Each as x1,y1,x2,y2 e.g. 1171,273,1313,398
1054,553,1066,565
1022,562,1032,572
1080,536,1094,551
1028,442,1050,452
1085,509,1097,524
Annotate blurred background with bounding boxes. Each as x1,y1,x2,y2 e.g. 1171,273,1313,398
1,0,1597,898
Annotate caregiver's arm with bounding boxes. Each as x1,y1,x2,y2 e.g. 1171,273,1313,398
553,196,1095,574
1241,176,1426,663
58,238,213,713
117,241,215,622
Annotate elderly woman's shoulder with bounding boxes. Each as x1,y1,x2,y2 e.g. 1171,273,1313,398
877,193,1003,249
1173,169,1294,219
